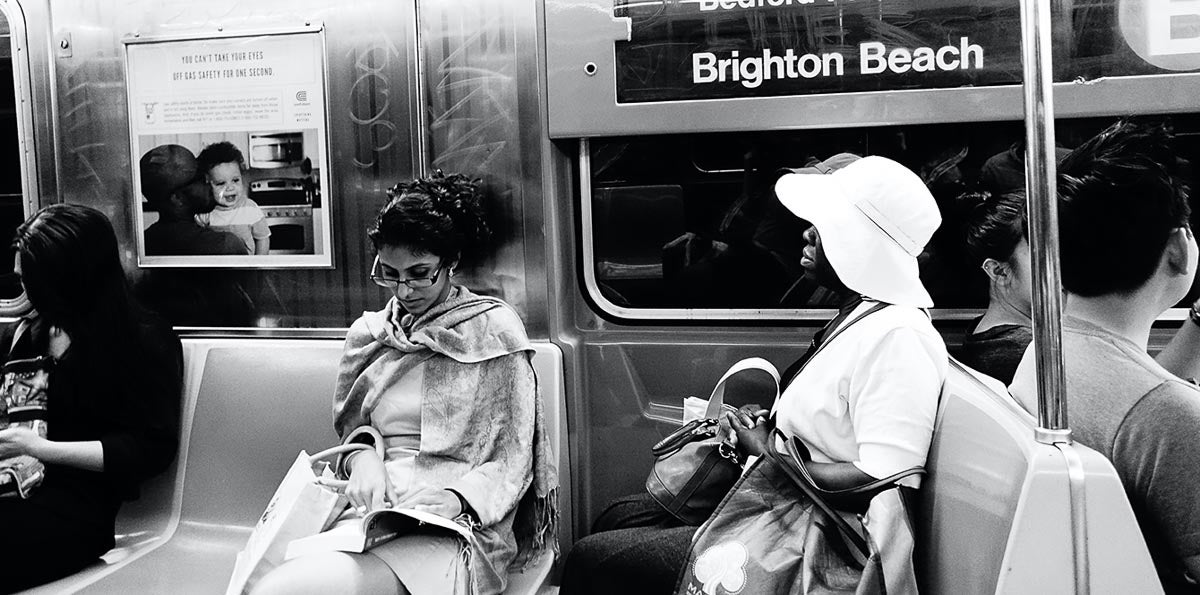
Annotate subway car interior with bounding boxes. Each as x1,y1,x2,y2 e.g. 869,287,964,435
0,0,1197,593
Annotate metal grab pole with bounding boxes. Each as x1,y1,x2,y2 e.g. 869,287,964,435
1020,0,1070,444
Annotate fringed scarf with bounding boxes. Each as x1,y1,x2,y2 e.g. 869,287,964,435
333,286,558,591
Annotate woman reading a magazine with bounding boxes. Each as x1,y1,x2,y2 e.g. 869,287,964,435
254,172,557,595
0,204,183,593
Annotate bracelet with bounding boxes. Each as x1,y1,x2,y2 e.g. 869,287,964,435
1190,301,1200,327
445,488,473,519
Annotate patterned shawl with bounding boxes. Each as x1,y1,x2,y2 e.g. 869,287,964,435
333,286,558,589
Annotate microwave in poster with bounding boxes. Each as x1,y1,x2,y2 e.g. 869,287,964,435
124,28,333,268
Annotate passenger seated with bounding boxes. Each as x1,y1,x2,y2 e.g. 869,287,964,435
955,190,1034,384
0,205,182,593
1009,120,1200,592
252,172,556,595
955,184,1200,385
562,156,948,594
195,141,271,256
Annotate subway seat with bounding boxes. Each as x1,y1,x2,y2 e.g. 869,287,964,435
22,338,566,595
916,359,1161,594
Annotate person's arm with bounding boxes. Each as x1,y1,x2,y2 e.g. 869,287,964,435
250,214,271,256
726,415,876,491
0,428,104,471
844,326,944,481
35,437,104,471
1155,300,1200,380
98,323,183,485
1113,383,1200,586
444,352,539,526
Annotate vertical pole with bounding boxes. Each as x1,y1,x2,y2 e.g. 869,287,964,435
413,0,431,178
1020,0,1070,444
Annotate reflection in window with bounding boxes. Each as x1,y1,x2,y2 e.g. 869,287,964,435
588,116,1200,313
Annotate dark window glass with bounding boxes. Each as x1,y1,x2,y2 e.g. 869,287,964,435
588,115,1200,313
0,14,22,302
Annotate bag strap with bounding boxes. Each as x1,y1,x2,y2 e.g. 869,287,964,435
765,430,873,559
702,357,781,419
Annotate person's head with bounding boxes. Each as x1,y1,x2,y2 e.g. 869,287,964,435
774,156,942,307
367,171,491,316
963,190,1032,316
1057,119,1194,307
13,204,132,336
140,144,201,220
197,141,247,209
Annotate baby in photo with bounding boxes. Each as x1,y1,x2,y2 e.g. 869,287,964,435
195,141,271,255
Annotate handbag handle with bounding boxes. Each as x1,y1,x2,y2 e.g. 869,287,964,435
310,441,385,491
703,357,781,419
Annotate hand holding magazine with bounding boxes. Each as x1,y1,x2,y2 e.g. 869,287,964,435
284,506,473,560
0,355,54,498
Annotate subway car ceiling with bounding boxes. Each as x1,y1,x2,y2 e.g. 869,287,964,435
0,0,1196,328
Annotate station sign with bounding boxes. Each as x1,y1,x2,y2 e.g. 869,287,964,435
614,0,1200,104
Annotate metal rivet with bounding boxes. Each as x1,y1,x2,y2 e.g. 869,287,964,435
584,62,598,76
59,39,69,49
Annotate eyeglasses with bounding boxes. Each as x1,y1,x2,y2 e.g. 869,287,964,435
370,256,444,289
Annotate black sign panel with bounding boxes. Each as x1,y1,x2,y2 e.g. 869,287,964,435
613,0,1189,104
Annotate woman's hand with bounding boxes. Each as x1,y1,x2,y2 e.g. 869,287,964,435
48,325,71,359
721,406,772,458
718,404,769,448
0,426,47,459
345,450,394,514
394,487,464,520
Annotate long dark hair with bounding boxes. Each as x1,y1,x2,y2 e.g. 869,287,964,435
14,204,145,368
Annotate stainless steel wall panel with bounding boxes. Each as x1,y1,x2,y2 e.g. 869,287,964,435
417,0,549,336
47,0,423,328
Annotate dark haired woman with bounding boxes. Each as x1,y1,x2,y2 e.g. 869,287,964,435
0,204,182,593
955,190,1035,384
254,172,556,595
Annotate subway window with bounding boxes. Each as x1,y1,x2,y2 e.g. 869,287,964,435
0,10,23,302
586,115,1200,315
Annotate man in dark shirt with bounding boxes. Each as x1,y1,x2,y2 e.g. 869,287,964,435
139,144,247,256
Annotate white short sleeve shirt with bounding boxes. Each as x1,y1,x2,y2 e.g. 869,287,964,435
773,301,948,484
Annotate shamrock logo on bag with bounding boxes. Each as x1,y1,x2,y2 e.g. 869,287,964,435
693,541,748,594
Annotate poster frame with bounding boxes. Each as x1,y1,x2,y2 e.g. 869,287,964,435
122,23,336,269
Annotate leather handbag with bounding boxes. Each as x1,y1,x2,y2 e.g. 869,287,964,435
646,357,780,526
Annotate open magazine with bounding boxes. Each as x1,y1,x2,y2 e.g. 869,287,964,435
0,356,53,498
284,507,472,560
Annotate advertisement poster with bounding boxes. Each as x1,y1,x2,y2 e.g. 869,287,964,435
125,29,333,267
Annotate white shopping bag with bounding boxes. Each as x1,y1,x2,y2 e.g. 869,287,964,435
224,444,368,595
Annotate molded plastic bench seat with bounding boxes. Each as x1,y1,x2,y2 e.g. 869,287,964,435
23,338,566,594
916,360,1161,594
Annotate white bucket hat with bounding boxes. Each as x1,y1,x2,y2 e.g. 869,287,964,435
774,156,941,308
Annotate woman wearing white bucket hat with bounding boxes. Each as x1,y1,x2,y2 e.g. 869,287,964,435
716,155,949,593
760,155,948,489
562,156,949,594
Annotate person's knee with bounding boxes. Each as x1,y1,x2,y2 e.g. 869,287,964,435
251,552,407,595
